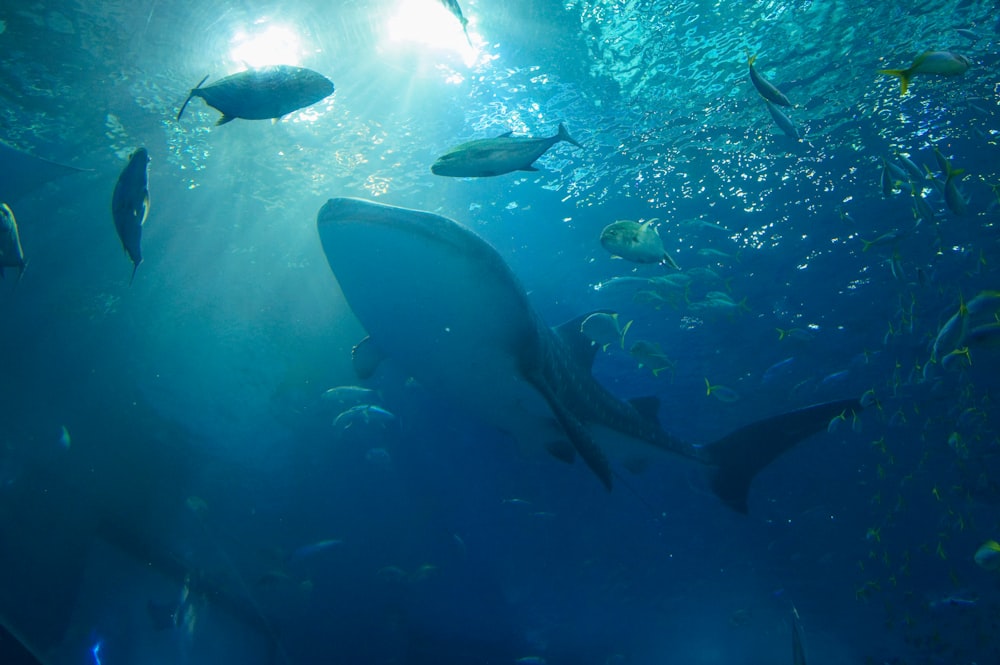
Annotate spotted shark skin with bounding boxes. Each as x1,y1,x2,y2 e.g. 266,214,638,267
317,197,860,513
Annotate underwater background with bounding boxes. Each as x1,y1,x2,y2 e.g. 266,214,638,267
1,0,999,663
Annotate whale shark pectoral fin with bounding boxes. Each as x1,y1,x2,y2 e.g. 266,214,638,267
702,398,863,513
529,374,612,490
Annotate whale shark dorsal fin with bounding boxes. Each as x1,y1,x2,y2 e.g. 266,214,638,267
352,336,385,380
496,130,513,138
628,396,661,423
554,311,614,371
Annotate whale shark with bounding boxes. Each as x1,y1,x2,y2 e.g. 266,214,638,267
317,197,860,513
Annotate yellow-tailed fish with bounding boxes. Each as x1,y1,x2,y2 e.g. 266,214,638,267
974,540,1000,571
879,51,971,95
747,53,791,106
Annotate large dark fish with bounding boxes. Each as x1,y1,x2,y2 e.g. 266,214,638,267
317,197,862,513
176,65,335,125
0,202,26,279
431,123,583,177
111,148,150,285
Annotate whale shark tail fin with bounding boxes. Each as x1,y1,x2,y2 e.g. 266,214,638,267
702,399,863,513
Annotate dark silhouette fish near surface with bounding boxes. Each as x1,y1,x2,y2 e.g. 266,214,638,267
111,148,150,285
317,197,862,513
176,65,335,125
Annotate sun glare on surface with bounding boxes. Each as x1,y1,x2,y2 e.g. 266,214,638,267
385,0,480,66
228,23,305,69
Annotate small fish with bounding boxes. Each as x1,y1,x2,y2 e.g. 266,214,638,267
580,311,632,351
883,159,909,182
697,248,735,261
880,158,899,197
111,148,150,285
940,346,971,370
289,538,343,563
410,564,437,582
365,447,392,465
705,378,740,403
185,496,208,514
592,275,651,292
860,230,902,252
933,149,969,216
600,219,679,268
333,404,397,431
177,65,335,125
629,340,675,377
321,385,380,410
955,28,981,42
0,202,26,280
929,594,977,609
827,410,847,433
431,123,582,177
680,218,731,234
887,249,905,281
59,425,71,449
965,289,1000,316
859,389,877,409
765,99,798,138
974,540,1000,571
911,183,936,226
820,370,849,386
376,566,407,583
965,322,1000,348
747,53,792,106
689,295,749,314
762,356,795,383
896,153,925,182
791,606,808,665
776,327,814,342
879,51,971,95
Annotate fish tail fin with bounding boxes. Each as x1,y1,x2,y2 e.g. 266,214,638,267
747,52,756,66
701,399,863,513
878,69,911,95
619,319,633,349
861,238,874,252
129,261,140,287
557,122,583,149
177,74,210,121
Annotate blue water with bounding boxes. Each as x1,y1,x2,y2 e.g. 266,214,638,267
1,1,999,663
